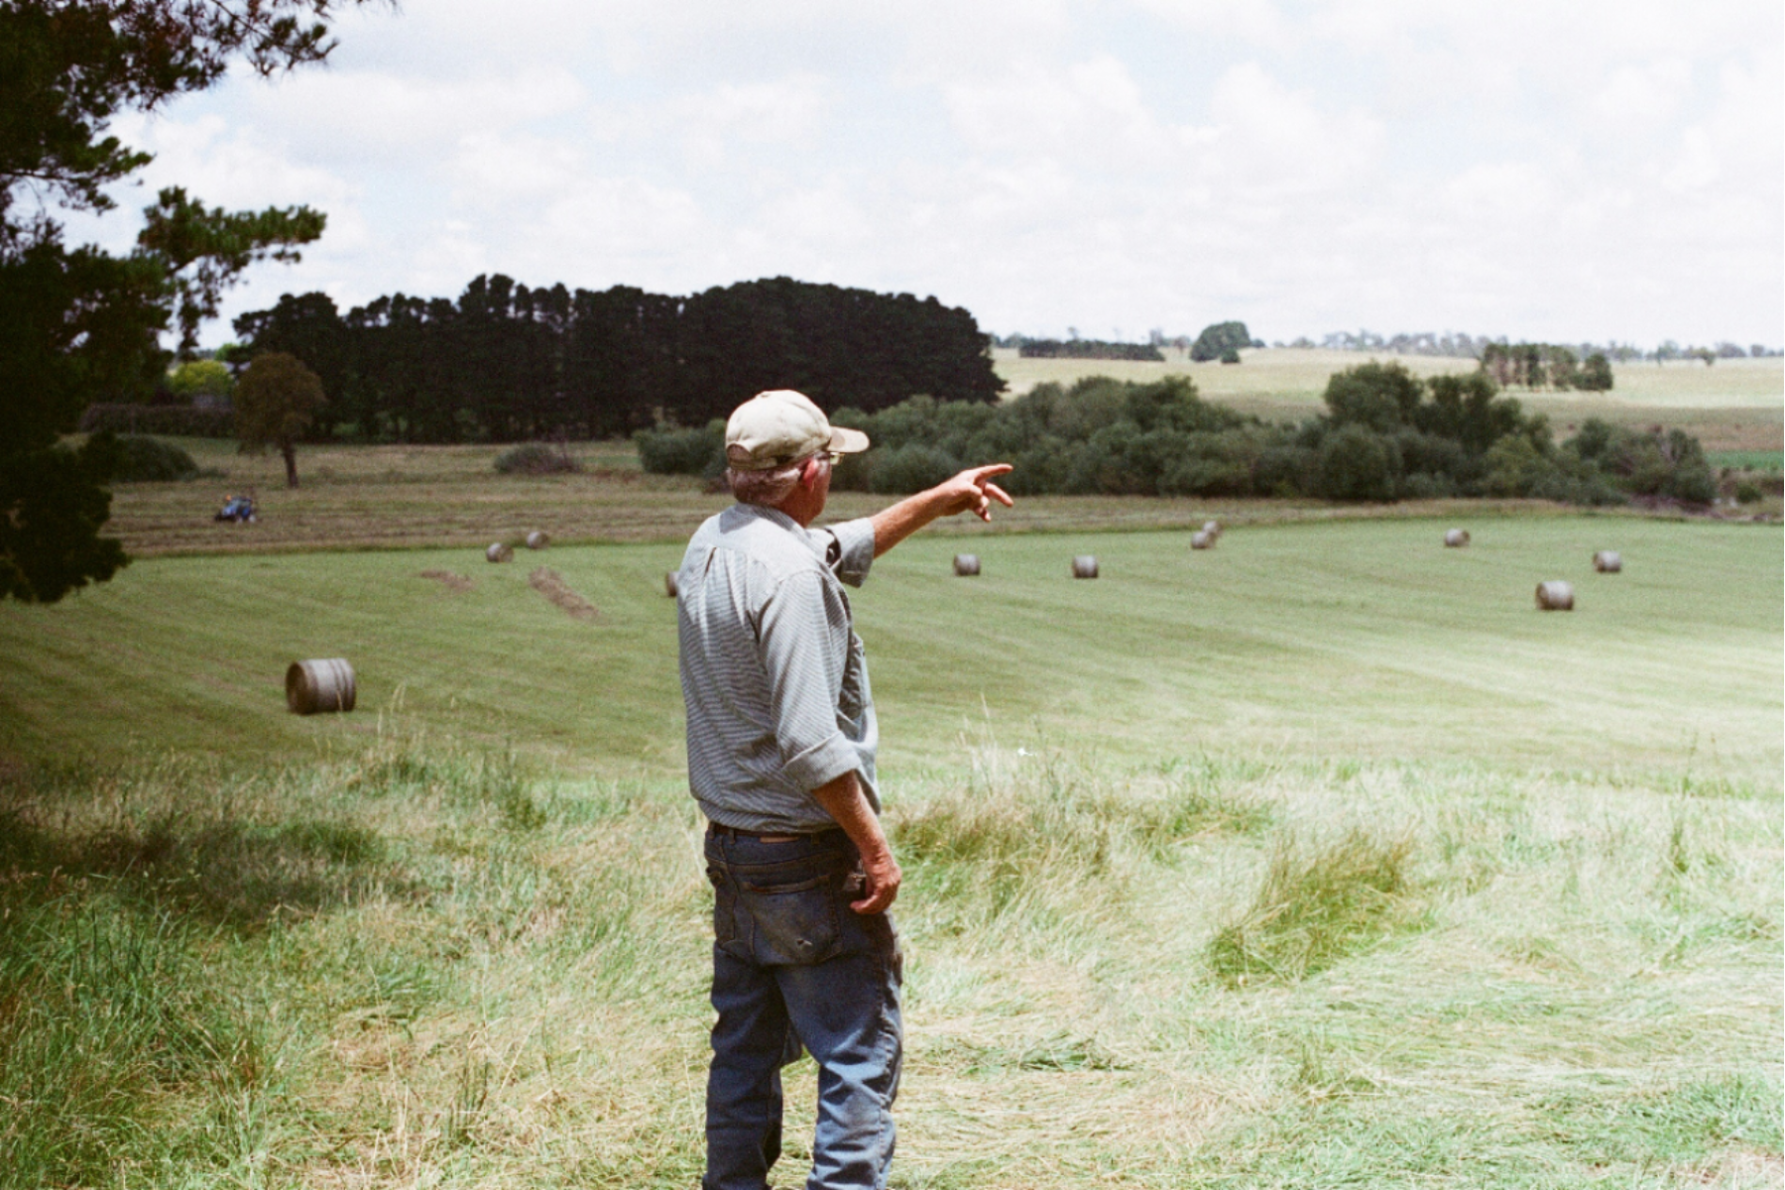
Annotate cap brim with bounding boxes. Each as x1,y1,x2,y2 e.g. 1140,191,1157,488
828,426,871,455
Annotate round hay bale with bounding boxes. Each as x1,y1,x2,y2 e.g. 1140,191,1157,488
1202,519,1221,537
1592,550,1621,573
286,658,356,715
1535,580,1574,611
1191,530,1215,550
1071,555,1098,579
525,530,550,550
664,570,679,598
486,542,513,563
1444,528,1470,548
953,554,980,577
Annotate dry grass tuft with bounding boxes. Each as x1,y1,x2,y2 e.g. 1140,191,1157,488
1208,828,1423,985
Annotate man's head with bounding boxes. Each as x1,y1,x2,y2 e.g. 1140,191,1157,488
725,389,868,473
725,390,869,515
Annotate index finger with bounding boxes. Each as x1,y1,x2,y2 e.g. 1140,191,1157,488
968,463,1013,483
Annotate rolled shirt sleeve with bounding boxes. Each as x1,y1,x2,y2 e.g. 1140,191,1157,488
758,570,863,791
818,517,876,588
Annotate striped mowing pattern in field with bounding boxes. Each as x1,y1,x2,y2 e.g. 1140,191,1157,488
1,516,1777,790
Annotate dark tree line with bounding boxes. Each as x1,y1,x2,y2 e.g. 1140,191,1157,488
234,274,1004,443
1018,339,1165,361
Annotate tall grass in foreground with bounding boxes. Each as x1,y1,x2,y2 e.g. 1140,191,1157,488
1,739,1779,1188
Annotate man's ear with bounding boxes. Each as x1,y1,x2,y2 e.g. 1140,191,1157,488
799,456,823,488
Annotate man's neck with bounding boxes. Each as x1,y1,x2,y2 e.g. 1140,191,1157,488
776,488,823,527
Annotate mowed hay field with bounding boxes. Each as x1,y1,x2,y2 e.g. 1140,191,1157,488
1,516,1779,1188
4,517,1779,783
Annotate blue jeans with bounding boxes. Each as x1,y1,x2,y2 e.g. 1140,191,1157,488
703,826,903,1190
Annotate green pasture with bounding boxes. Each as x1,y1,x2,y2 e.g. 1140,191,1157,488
2,515,1780,1188
4,515,1778,788
1710,450,1784,475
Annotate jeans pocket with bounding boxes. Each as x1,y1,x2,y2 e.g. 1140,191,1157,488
737,872,843,965
706,865,738,948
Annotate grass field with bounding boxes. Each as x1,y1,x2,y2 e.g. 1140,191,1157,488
2,514,1779,1186
12,359,1785,1190
993,347,1785,410
1709,451,1784,475
993,348,1784,453
5,517,1778,786
95,435,1606,558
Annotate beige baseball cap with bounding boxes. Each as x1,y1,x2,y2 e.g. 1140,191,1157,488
724,389,871,471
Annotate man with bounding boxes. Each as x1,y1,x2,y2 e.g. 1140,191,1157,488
676,389,1013,1190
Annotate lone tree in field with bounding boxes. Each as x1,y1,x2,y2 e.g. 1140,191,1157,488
1190,320,1255,362
235,353,325,487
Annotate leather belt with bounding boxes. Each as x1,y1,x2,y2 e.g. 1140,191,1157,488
707,822,803,842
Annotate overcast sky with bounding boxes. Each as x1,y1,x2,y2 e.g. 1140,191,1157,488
77,0,1784,349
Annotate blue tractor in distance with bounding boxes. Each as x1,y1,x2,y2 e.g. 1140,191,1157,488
214,494,257,523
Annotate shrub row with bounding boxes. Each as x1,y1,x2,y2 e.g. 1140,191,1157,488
492,442,583,475
111,435,203,482
1018,339,1165,361
635,364,1714,506
79,404,234,438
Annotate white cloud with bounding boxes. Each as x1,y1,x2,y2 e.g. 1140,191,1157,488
945,54,1163,162
1194,62,1386,195
1589,60,1693,126
79,0,1779,348
240,68,586,168
1128,0,1288,42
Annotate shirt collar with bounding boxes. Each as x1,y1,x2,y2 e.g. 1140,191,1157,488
728,501,816,539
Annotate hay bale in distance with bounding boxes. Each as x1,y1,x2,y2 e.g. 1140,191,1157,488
1071,555,1098,579
1535,580,1574,611
953,554,980,577
1444,528,1470,548
486,542,513,563
1191,530,1215,550
1202,519,1221,538
287,658,356,715
1592,550,1621,573
525,530,550,550
664,570,679,598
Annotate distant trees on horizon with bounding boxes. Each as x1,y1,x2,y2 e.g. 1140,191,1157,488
993,326,1780,365
1286,330,1779,364
231,275,1003,443
1018,338,1166,361
638,360,1716,507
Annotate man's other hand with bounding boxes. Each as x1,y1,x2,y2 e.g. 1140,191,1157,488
853,846,902,914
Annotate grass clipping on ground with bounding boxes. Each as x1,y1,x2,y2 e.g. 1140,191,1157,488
528,565,598,620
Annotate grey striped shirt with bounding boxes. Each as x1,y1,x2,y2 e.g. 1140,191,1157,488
676,503,879,832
